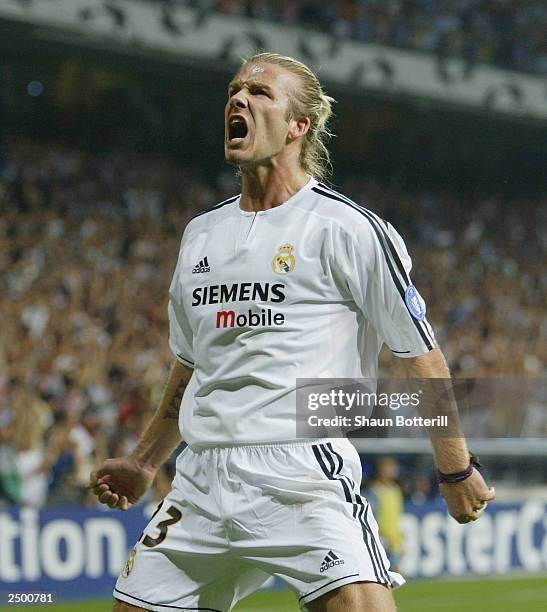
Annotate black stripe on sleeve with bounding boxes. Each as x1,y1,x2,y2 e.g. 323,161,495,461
312,186,434,350
176,353,194,367
319,183,411,285
317,184,436,348
190,194,239,221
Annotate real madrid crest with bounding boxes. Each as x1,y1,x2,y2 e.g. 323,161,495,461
122,548,137,578
272,244,296,274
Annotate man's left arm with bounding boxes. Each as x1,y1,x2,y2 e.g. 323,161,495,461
336,217,495,522
402,347,496,523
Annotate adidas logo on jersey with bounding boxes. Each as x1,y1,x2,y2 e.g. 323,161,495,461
192,257,210,274
320,551,344,573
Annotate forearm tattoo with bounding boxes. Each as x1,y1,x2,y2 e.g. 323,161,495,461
162,379,187,420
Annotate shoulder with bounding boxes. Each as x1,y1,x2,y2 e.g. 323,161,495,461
185,194,240,234
309,184,412,266
308,182,389,240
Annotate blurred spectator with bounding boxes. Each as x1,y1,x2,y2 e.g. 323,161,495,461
44,413,80,505
12,395,51,508
0,380,52,507
366,456,404,569
408,473,435,506
0,398,21,505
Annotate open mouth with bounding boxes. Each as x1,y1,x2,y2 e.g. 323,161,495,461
228,116,248,142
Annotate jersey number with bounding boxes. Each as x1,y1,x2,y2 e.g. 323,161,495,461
141,504,183,548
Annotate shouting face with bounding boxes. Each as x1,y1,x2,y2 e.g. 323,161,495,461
224,62,302,171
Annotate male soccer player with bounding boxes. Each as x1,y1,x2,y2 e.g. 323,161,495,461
90,53,495,612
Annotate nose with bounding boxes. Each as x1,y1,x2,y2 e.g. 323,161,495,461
230,89,248,110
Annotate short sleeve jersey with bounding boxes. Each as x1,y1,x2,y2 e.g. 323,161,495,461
168,178,437,449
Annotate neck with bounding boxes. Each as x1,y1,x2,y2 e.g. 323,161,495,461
239,165,310,212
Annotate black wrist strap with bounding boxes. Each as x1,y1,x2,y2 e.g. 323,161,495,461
437,454,481,485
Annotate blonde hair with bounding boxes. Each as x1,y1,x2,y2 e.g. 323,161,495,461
241,52,335,182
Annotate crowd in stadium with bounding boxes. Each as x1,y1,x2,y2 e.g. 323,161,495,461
0,137,544,508
211,0,547,75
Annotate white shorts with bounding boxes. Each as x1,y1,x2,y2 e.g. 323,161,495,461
114,439,404,611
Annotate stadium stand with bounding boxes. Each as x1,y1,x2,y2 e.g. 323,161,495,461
0,136,544,507
152,0,547,75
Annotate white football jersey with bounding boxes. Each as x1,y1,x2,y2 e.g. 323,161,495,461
168,178,436,449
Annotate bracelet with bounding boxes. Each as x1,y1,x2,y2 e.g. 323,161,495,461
436,454,481,485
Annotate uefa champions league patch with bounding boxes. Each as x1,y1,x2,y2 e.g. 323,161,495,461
405,285,426,320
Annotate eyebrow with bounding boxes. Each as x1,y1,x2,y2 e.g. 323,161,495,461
227,79,273,94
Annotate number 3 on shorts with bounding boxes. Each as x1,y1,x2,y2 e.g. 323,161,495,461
141,505,183,548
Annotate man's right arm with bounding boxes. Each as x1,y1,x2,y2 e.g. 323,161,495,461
130,360,192,470
90,360,192,510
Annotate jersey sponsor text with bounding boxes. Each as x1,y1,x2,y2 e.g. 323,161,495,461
192,282,286,306
215,308,285,328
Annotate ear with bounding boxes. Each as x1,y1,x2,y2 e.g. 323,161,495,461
287,116,311,142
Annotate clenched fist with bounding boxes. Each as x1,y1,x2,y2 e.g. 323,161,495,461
89,456,157,511
439,469,496,523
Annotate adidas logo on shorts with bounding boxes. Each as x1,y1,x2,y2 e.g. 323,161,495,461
192,256,210,274
320,550,345,573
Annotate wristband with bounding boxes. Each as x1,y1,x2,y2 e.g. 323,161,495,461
436,454,481,485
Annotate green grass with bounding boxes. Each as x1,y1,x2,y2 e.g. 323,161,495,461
2,576,546,611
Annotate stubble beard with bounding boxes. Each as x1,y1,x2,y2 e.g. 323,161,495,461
226,149,264,179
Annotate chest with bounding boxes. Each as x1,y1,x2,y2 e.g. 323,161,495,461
177,212,334,323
